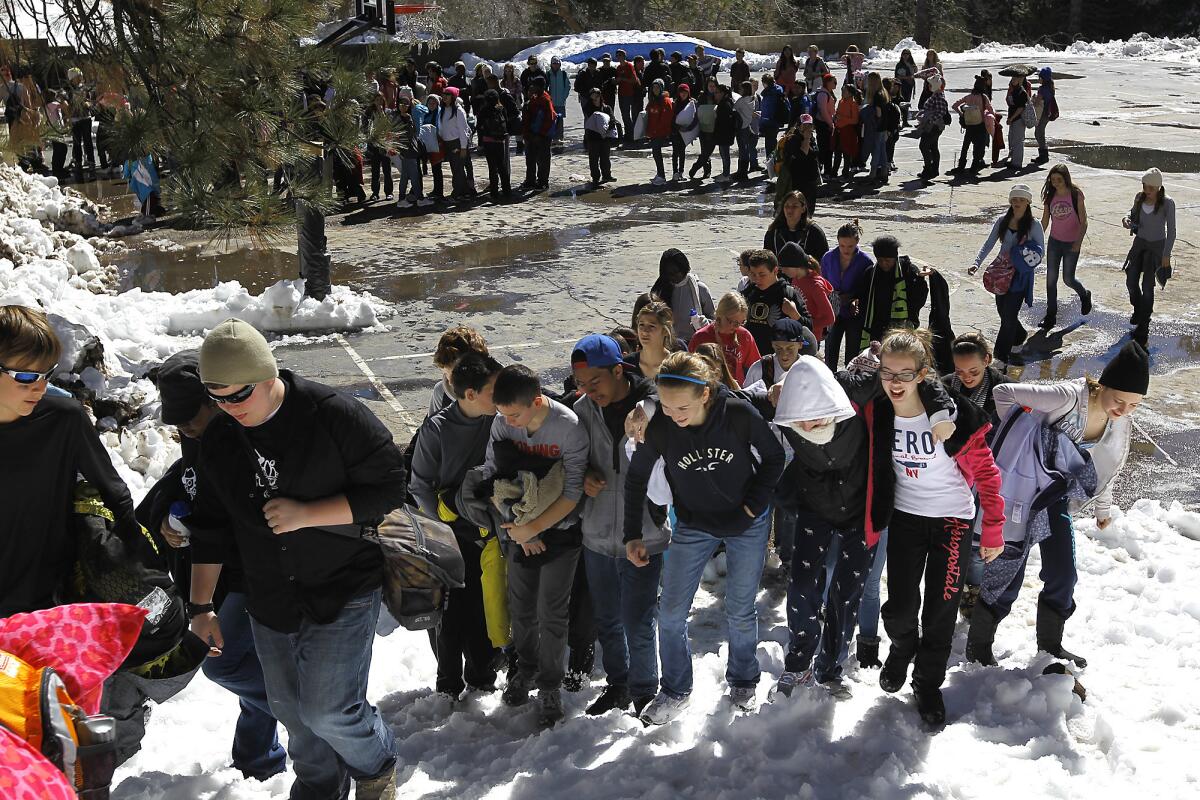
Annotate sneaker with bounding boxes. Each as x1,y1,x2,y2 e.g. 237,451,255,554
355,767,398,800
650,175,667,185
416,198,434,207
1080,290,1092,316
396,199,414,209
538,688,565,727
728,686,758,712
385,194,394,201
586,684,632,716
915,687,946,728
601,174,616,183
368,193,379,201
768,669,811,701
639,691,690,725
502,671,533,707
879,656,908,694
714,173,732,183
671,171,683,182
817,677,852,700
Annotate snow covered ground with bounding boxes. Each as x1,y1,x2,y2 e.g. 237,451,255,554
110,499,1200,798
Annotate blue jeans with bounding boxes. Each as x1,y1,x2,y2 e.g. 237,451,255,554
658,510,771,697
251,589,396,800
736,127,758,172
204,592,285,780
857,527,889,639
583,547,664,698
788,517,872,680
1045,236,1088,313
395,157,422,200
870,131,888,173
989,495,1076,619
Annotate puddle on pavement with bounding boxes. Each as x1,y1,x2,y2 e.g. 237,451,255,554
71,177,139,219
1011,309,1200,378
114,244,359,295
1049,143,1200,172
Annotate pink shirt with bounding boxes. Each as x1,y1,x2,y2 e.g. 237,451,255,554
1048,194,1082,244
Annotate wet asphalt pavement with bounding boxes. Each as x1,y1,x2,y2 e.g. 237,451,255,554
84,55,1200,508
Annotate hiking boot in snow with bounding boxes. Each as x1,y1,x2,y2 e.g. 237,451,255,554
915,687,946,728
502,671,534,707
769,670,812,701
879,653,909,693
959,584,981,620
728,686,757,712
631,694,655,717
818,677,852,700
586,684,631,716
640,692,690,725
538,688,565,727
966,601,1000,667
355,767,397,800
1042,662,1087,702
1036,599,1088,668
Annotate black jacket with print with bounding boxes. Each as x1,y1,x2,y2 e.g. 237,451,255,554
624,388,786,539
190,371,406,632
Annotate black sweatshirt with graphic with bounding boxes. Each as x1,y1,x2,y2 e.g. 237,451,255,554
623,388,786,539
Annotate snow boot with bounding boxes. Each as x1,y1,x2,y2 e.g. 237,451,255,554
1036,599,1088,668
1042,662,1087,702
586,684,631,716
959,584,981,619
355,766,398,800
502,670,534,707
914,687,946,728
879,652,909,693
855,635,882,669
538,688,565,727
966,602,1000,666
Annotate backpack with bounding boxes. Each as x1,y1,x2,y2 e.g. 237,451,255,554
0,650,116,794
1023,99,1038,129
985,406,1069,545
368,505,466,630
983,251,1014,295
959,101,983,127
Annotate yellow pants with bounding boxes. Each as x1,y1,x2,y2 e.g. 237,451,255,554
479,536,510,648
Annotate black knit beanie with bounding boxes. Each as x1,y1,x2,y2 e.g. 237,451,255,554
1099,341,1150,395
778,241,808,268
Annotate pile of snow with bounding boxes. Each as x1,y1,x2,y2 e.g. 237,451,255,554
111,498,1200,797
870,32,1200,65
0,162,393,494
462,30,753,74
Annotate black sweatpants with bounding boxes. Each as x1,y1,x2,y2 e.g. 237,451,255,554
919,128,943,174
428,539,497,695
958,124,988,168
482,140,511,194
567,553,596,671
816,121,834,177
881,510,971,692
586,138,612,182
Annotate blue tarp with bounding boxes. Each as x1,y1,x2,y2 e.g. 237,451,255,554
564,40,736,63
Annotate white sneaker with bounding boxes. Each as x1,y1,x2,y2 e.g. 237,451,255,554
416,198,434,207
729,686,758,712
650,175,666,185
396,199,414,209
639,691,690,725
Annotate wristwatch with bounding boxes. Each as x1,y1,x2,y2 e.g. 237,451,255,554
186,602,215,618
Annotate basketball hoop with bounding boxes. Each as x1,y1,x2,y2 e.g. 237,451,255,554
392,4,442,45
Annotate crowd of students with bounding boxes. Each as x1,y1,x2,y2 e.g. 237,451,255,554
3,45,1071,213
0,150,1157,793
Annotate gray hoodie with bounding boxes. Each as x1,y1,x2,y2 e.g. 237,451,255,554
409,402,494,518
574,377,671,558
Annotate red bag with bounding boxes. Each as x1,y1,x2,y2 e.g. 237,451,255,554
983,251,1014,295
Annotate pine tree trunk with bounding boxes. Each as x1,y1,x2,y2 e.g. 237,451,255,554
915,0,932,47
1067,0,1084,39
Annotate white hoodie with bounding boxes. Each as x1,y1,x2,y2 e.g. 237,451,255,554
773,356,857,440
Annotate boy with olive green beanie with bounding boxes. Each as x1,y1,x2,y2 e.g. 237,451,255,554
188,318,406,800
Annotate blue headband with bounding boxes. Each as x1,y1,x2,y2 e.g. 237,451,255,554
656,373,709,386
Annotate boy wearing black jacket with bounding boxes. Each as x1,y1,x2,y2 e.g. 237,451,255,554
740,248,814,357
858,236,929,351
188,319,403,800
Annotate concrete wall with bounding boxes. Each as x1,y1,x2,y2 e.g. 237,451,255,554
422,30,870,66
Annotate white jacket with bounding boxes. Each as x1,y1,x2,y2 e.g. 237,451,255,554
437,102,471,149
993,378,1131,521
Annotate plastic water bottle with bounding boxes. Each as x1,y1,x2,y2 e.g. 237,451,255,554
168,500,192,546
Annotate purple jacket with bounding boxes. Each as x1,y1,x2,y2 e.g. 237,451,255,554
819,246,874,318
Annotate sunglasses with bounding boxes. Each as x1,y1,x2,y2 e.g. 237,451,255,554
0,363,55,385
206,383,257,404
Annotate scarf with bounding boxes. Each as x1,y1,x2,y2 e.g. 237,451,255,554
948,369,992,411
793,418,837,445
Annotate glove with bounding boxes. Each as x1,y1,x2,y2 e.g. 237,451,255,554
846,342,882,375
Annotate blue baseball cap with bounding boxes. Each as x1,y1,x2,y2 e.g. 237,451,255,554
571,334,624,368
772,319,808,343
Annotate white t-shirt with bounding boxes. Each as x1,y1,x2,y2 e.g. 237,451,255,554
891,413,976,520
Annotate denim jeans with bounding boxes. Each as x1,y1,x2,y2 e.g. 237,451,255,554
658,510,771,697
870,132,888,174
787,517,872,681
987,495,1076,620
1045,237,1088,313
251,589,396,800
204,592,285,780
1008,121,1025,168
394,157,423,200
736,127,757,172
583,547,664,698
